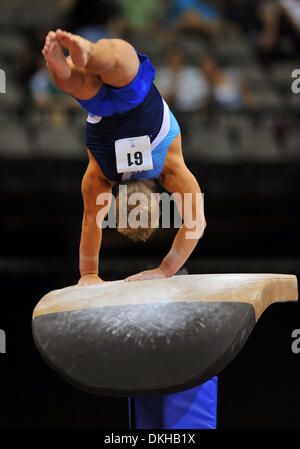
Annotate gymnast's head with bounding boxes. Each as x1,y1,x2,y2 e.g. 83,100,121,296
115,179,160,242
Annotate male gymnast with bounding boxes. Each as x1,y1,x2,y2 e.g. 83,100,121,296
42,30,206,284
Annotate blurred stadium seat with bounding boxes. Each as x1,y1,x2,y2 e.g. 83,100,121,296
33,124,85,158
0,121,31,156
0,0,299,164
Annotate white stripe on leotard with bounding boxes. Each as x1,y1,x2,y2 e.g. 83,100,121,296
150,99,170,151
87,114,102,124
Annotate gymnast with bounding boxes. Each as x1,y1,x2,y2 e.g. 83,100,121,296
42,30,206,285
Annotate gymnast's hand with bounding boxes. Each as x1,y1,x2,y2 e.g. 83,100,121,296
78,274,106,285
125,267,170,282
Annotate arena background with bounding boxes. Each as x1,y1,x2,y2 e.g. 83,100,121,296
0,0,300,429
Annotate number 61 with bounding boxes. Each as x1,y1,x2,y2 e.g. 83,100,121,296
127,151,143,166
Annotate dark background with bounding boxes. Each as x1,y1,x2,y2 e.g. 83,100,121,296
0,0,300,429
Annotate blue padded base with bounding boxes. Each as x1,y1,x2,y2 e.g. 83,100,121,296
129,377,218,429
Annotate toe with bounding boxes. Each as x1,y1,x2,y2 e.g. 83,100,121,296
48,31,56,40
55,29,63,38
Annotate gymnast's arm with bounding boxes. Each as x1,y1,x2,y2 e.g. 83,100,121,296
158,160,206,277
125,135,206,281
78,150,113,285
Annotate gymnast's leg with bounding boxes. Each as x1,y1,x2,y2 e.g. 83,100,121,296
42,30,140,99
42,31,101,100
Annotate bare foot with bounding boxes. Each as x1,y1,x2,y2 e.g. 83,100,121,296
42,31,71,79
55,29,92,68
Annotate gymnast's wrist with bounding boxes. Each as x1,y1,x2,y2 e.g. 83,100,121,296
80,271,98,278
158,261,177,278
159,249,184,277
79,255,99,278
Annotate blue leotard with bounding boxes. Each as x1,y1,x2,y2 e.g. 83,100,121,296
73,51,180,182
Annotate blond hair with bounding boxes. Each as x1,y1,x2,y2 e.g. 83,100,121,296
115,179,160,242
